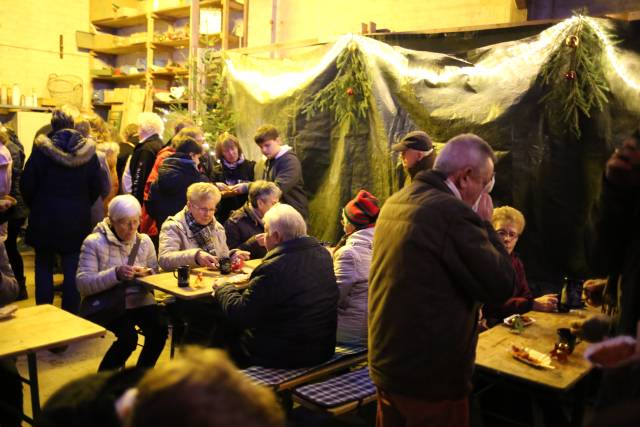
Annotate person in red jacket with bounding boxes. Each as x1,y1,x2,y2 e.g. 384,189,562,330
482,206,557,326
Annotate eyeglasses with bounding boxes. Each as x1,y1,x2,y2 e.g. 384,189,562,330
497,229,519,240
192,204,216,214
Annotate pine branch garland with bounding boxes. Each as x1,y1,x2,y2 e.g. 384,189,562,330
301,42,372,131
539,14,610,139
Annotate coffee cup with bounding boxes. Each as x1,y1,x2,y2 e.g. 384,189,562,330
219,257,232,275
173,265,190,287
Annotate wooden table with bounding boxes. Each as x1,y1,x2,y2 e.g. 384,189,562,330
476,309,595,391
138,258,262,300
0,304,106,423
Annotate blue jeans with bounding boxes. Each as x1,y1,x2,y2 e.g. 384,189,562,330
34,250,80,314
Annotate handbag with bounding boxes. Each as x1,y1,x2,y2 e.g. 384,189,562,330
80,236,141,326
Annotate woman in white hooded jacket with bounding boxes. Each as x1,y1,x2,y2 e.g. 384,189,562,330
77,195,167,371
333,190,379,346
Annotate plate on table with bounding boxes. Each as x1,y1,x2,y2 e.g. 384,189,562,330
212,273,251,288
511,345,555,369
0,304,18,320
504,314,535,328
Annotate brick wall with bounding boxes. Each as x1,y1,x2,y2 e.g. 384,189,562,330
0,0,91,107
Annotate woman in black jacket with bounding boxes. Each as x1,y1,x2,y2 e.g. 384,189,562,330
21,108,102,314
212,133,255,223
146,135,209,230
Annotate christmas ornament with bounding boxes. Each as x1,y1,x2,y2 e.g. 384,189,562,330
346,87,354,96
564,70,577,81
565,35,579,48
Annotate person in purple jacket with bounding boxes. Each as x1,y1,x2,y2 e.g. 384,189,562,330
482,206,558,326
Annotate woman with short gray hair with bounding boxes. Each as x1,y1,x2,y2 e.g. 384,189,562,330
224,180,281,258
77,194,167,371
158,183,250,271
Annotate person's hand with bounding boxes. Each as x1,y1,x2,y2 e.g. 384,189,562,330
132,266,153,277
255,233,266,247
195,251,218,268
229,183,249,194
532,294,558,312
215,182,229,191
605,137,640,187
232,250,251,262
476,193,493,222
116,265,136,281
0,199,13,213
583,278,607,307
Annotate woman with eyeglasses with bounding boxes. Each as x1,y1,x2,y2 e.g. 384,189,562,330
158,182,249,272
482,206,558,327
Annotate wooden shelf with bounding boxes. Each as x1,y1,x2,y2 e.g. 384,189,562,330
153,39,191,48
153,0,244,21
91,73,146,82
92,42,147,55
0,104,53,113
152,71,188,78
92,13,147,29
153,99,189,105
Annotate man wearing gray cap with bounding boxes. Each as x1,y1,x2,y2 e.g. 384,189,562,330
392,131,435,189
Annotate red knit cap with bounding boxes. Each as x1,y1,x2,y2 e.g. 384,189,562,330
344,190,380,228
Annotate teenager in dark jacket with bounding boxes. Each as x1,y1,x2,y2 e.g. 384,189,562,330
253,125,308,219
0,127,28,299
147,135,209,230
215,203,338,368
21,108,102,314
212,133,255,223
129,113,164,204
224,180,280,259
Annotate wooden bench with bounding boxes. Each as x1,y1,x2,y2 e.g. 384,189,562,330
241,345,367,393
292,366,376,416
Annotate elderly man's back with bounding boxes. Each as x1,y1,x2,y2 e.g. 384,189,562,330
368,169,514,403
215,235,338,368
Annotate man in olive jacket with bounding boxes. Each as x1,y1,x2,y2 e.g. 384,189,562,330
368,134,515,426
214,203,338,369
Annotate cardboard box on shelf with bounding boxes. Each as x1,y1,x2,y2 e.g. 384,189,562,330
90,0,144,22
104,88,130,104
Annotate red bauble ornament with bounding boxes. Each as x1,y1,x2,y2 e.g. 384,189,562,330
346,87,354,96
564,70,577,81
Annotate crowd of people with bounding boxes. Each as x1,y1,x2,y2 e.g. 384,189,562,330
0,105,638,427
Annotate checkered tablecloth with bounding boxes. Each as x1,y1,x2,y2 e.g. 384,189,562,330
293,366,375,408
242,345,366,387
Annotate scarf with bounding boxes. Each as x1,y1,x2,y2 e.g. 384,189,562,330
185,210,218,256
222,154,245,170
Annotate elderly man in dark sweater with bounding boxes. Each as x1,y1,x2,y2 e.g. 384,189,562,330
368,133,515,427
214,203,338,368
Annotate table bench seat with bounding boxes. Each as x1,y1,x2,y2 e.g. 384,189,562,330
292,366,376,416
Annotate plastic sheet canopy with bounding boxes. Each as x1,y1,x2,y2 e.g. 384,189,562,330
222,19,640,283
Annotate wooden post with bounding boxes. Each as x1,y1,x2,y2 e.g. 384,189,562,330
145,0,154,112
243,0,250,47
189,0,200,113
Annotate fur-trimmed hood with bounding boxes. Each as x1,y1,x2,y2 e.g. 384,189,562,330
35,129,96,167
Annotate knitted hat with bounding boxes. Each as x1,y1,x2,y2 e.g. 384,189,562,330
343,190,380,228
174,136,203,156
391,130,433,153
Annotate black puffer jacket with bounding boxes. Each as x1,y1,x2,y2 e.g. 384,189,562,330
21,130,102,252
215,236,338,368
224,203,266,258
146,153,209,229
130,134,163,204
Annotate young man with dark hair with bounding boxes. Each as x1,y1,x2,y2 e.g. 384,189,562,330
253,125,308,219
